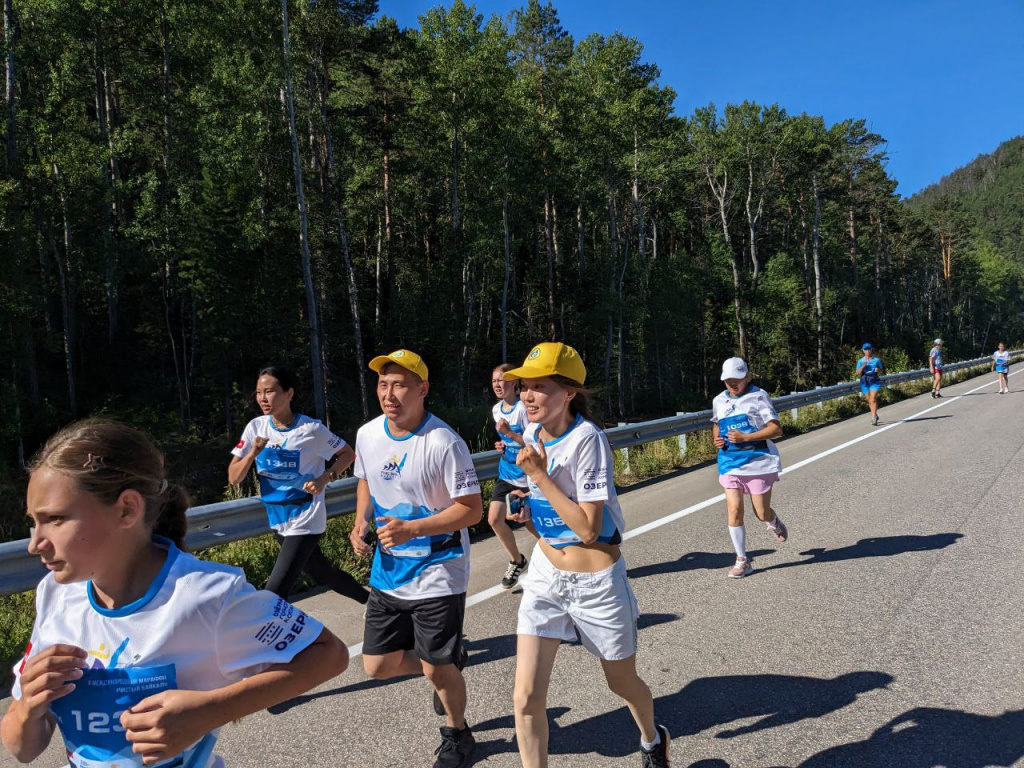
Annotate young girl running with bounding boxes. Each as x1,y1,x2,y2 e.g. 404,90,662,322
856,343,886,426
503,342,671,768
490,364,529,589
992,342,1011,393
228,366,368,605
2,419,347,767
712,357,788,579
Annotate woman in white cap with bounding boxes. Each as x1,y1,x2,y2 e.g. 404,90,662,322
992,342,1011,394
503,342,671,767
856,343,885,426
711,357,787,579
929,339,944,398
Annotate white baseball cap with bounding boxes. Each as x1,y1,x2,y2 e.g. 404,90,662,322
721,357,749,381
934,338,943,344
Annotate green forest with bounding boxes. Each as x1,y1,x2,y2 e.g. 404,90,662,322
1,0,1022,537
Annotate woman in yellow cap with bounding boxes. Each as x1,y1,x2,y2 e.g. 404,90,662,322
503,342,670,768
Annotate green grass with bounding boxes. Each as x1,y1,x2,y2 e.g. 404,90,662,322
0,362,996,687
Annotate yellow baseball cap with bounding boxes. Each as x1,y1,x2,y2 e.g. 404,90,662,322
369,349,429,381
503,342,587,385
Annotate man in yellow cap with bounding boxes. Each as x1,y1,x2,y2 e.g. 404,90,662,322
350,349,482,768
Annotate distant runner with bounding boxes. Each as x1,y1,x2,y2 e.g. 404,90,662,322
711,357,788,579
992,342,1011,394
489,364,529,589
929,339,944,398
856,343,885,426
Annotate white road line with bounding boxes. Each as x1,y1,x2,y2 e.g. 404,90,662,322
347,369,1013,659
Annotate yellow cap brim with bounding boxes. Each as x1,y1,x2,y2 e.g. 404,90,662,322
501,365,554,381
369,355,426,380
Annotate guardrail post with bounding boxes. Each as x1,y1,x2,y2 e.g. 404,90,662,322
789,392,798,422
816,386,824,410
675,412,688,457
618,422,631,475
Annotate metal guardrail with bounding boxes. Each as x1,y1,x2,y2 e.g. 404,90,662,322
0,353,1015,596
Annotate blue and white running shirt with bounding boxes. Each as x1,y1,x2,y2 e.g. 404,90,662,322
11,538,323,768
522,415,626,549
354,414,480,599
231,414,346,536
857,357,884,380
993,350,1011,373
930,346,944,367
492,400,529,487
711,385,783,476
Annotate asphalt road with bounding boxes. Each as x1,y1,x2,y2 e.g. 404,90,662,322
5,370,1024,767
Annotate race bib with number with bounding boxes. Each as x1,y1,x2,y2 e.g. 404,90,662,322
50,664,215,768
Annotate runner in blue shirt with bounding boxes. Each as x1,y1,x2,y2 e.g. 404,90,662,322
855,344,885,426
992,342,1011,394
929,339,944,398
489,363,529,589
228,366,368,605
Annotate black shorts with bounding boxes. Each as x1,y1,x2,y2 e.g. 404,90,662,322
362,589,466,665
491,478,528,506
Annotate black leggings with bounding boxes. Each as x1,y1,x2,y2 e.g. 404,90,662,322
266,533,369,605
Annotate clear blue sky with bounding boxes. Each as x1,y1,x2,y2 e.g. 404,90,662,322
379,0,1024,196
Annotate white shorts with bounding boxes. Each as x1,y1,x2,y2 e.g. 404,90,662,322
517,543,639,661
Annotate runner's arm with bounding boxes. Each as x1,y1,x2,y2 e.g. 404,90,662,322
227,437,267,486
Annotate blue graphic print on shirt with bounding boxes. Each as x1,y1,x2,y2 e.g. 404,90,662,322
255,444,314,527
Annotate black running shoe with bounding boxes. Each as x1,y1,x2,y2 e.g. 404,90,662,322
640,724,671,767
432,638,467,716
433,725,475,768
501,554,528,589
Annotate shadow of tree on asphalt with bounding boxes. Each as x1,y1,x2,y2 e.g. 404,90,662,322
794,707,1024,767
472,671,892,760
628,550,775,579
757,533,963,573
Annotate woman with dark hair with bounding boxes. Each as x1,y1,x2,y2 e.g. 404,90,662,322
502,342,670,768
228,366,368,604
3,418,347,767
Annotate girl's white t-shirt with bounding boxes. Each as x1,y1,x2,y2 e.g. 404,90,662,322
522,415,626,548
231,414,346,536
492,399,529,487
11,539,324,768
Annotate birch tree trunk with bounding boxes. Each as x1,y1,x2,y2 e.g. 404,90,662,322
812,176,824,371
314,57,369,419
94,33,118,341
3,0,15,170
280,0,326,420
52,162,77,417
502,189,511,361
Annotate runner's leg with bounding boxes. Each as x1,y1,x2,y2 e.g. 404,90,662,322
304,543,369,604
514,634,560,768
600,655,656,743
265,533,319,598
488,499,522,563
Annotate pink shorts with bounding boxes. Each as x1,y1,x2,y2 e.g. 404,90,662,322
718,472,779,495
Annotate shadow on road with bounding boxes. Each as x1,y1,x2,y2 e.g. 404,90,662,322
758,533,963,574
472,670,892,760
897,414,953,422
795,706,1024,767
628,549,775,579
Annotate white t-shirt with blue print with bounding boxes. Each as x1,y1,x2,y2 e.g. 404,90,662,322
231,414,346,536
711,385,782,476
930,346,944,367
522,416,626,549
354,414,480,600
993,350,1011,372
493,399,529,487
11,538,323,768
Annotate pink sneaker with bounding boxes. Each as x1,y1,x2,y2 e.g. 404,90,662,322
728,557,753,578
767,518,788,543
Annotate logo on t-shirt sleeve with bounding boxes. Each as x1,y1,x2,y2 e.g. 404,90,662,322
18,642,32,674
255,599,312,652
454,467,479,492
235,439,246,450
